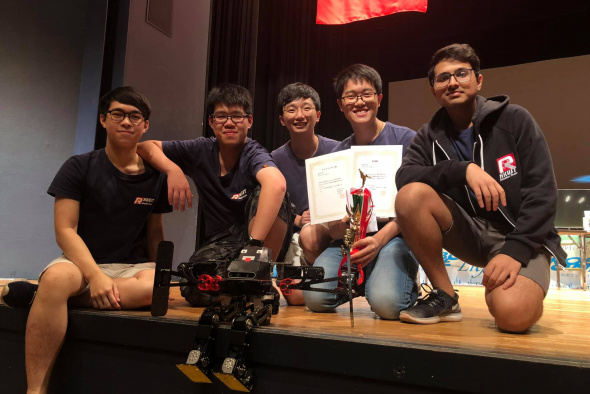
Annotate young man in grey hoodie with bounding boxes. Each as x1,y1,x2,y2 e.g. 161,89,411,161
395,44,566,333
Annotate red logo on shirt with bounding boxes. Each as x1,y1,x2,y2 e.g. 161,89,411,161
231,189,248,200
497,154,517,181
134,197,154,205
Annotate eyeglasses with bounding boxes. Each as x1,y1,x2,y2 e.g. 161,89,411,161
107,110,145,125
283,106,316,115
432,69,475,88
211,114,250,124
341,92,378,105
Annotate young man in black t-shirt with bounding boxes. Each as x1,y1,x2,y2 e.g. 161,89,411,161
137,84,291,306
0,87,172,393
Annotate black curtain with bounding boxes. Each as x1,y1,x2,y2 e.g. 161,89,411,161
207,0,590,150
207,0,352,148
206,0,260,137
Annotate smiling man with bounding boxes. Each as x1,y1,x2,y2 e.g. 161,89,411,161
137,83,291,306
302,64,419,320
395,44,566,332
0,86,172,393
271,83,339,305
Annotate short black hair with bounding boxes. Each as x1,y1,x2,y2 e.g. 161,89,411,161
333,64,382,97
99,86,151,120
206,83,253,116
428,43,481,86
277,82,321,116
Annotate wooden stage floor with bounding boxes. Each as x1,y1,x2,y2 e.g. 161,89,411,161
2,280,589,393
147,284,590,367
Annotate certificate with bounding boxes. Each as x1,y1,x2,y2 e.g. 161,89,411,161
351,145,402,218
305,150,353,224
305,145,403,224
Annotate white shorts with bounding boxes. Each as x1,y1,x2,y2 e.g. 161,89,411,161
282,232,309,267
40,255,155,295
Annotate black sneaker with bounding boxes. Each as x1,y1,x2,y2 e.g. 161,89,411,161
399,285,462,324
0,280,38,308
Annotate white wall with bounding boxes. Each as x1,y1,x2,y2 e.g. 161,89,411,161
388,55,590,189
0,1,90,278
124,0,211,266
0,0,211,277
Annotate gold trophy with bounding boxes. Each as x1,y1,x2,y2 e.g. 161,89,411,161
340,169,374,327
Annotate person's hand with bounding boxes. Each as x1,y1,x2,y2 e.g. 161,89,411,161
166,167,193,211
482,254,521,291
350,236,381,268
465,163,507,211
300,210,311,226
88,272,121,310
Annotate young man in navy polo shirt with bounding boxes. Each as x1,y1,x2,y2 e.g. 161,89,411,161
303,64,419,320
271,83,339,305
138,84,290,306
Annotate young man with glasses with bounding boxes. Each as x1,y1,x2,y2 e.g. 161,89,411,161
302,64,419,320
395,44,566,332
271,83,340,305
0,86,172,392
137,83,291,306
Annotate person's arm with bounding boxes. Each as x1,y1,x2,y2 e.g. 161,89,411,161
54,197,121,310
137,140,193,211
350,218,400,267
251,166,286,241
294,210,311,228
500,107,558,264
146,213,164,262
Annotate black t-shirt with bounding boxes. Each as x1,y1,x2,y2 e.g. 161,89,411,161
162,137,276,239
47,149,172,264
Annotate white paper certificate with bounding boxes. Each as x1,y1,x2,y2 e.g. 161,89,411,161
305,145,403,224
305,150,353,224
351,145,402,218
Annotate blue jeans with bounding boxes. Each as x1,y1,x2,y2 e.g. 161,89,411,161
302,237,418,320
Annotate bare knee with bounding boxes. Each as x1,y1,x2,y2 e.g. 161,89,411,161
284,290,305,306
37,264,84,302
486,288,543,333
396,183,438,220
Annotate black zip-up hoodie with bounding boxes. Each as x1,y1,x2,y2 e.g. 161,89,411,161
396,95,566,267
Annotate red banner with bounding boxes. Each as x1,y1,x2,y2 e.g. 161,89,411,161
316,0,428,25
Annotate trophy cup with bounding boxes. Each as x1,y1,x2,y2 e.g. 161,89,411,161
339,169,374,326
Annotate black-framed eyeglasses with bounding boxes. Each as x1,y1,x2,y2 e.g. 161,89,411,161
432,69,476,88
107,110,145,125
283,105,317,115
211,114,250,124
341,91,378,105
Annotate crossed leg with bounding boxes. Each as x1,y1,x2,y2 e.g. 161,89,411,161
25,263,155,394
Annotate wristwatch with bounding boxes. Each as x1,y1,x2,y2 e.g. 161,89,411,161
247,236,264,247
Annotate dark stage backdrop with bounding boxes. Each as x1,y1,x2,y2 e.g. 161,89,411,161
207,0,590,168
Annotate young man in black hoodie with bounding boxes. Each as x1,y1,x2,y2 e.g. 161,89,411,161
395,44,566,333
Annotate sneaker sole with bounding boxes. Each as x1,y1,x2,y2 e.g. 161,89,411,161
0,279,36,307
0,285,9,305
399,311,463,324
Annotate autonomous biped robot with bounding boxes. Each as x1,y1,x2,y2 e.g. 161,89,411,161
150,171,373,392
